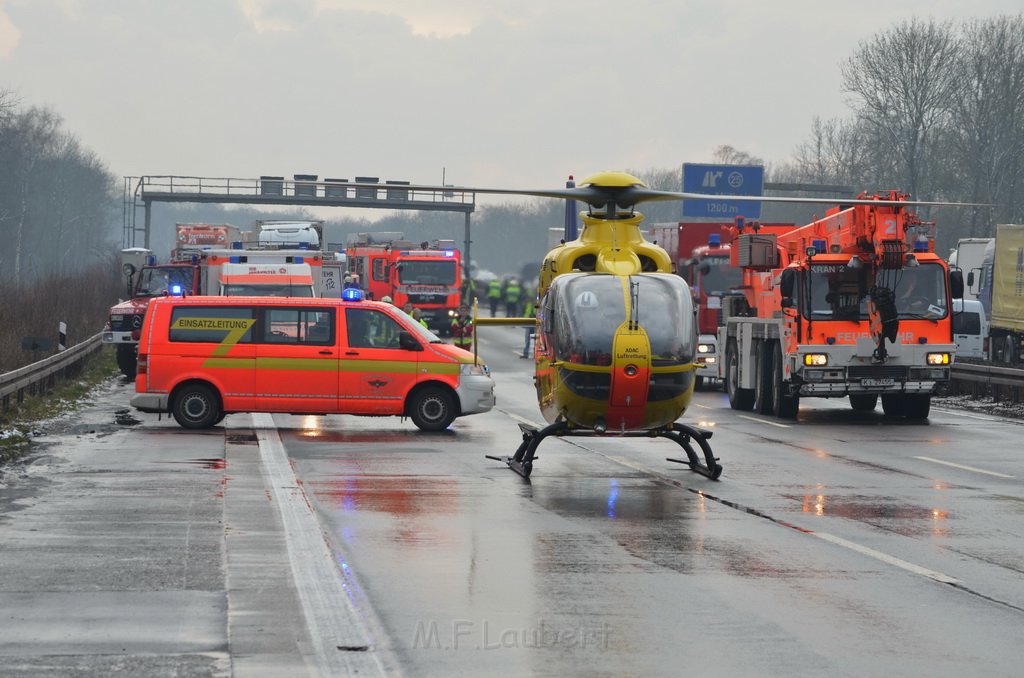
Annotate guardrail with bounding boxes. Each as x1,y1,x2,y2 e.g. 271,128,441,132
0,334,104,412
949,361,1024,404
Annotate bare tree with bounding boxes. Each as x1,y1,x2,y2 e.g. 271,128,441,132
944,15,1024,233
712,145,764,167
0,99,118,283
841,18,962,199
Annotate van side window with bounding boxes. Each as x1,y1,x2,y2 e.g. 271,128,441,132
263,308,334,345
345,308,403,349
372,257,388,281
952,311,981,335
169,306,255,343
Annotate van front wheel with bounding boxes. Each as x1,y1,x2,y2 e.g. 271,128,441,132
172,383,222,429
408,386,456,431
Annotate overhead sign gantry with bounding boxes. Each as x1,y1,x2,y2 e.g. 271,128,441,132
123,174,477,280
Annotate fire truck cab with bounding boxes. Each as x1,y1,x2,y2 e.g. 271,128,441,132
346,233,462,334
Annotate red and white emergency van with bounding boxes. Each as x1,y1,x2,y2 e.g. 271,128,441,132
130,294,495,431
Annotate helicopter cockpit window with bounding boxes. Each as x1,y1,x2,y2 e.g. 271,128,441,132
633,274,696,365
552,275,626,366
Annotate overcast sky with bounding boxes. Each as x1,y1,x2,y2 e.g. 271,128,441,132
2,0,1021,204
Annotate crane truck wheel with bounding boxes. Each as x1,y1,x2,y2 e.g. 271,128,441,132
770,342,799,419
849,394,878,411
726,339,755,411
903,394,931,420
753,340,774,415
881,394,905,417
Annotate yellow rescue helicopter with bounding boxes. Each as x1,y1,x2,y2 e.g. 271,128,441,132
347,172,977,480
472,171,720,479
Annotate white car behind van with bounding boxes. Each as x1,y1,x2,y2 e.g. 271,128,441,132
952,299,988,360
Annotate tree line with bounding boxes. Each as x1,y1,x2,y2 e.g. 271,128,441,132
0,90,120,284
5,14,1023,284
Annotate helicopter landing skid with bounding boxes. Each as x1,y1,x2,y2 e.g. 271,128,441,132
663,423,722,480
486,420,722,480
485,421,569,478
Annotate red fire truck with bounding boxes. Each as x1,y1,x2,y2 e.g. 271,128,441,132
345,233,463,334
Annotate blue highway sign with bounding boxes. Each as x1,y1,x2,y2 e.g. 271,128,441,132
682,163,764,219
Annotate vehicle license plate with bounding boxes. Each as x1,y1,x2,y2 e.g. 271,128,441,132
861,378,894,387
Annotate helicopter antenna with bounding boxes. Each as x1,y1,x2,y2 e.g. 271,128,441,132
629,279,640,331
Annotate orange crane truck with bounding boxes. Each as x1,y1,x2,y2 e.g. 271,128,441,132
717,192,964,419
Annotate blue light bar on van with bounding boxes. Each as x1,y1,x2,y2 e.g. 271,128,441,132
708,233,721,247
812,239,827,252
444,250,454,257
169,283,184,296
913,240,929,252
295,256,304,263
230,256,241,263
231,241,243,249
342,288,364,301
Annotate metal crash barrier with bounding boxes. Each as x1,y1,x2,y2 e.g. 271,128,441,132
0,334,103,411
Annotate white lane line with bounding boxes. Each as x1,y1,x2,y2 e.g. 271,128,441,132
252,413,385,677
737,414,792,428
812,531,960,584
914,455,1015,479
931,408,1003,422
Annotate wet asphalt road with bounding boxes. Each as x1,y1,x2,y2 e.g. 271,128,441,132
286,328,1024,676
1,326,1022,676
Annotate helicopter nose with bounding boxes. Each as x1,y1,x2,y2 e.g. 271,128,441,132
593,417,607,434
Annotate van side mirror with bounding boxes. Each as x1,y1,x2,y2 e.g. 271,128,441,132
780,268,796,298
949,269,964,300
398,331,422,351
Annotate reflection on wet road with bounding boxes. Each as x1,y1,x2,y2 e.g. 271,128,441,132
275,328,1024,676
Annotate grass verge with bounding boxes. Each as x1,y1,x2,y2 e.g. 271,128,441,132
0,345,120,464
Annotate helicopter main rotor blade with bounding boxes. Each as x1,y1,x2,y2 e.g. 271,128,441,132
336,180,990,209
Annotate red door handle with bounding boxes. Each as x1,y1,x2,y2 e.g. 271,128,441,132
345,350,359,356
319,350,333,355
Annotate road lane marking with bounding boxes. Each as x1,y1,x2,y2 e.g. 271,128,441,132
914,456,1015,479
251,413,386,677
737,414,792,428
931,408,1004,422
811,531,960,584
694,489,962,586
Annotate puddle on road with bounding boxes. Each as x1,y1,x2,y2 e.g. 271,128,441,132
785,493,950,536
311,474,460,515
153,458,227,470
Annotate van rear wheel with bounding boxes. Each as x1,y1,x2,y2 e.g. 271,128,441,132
172,383,221,429
408,386,456,431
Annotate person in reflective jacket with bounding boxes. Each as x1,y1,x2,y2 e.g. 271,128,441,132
450,304,474,350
